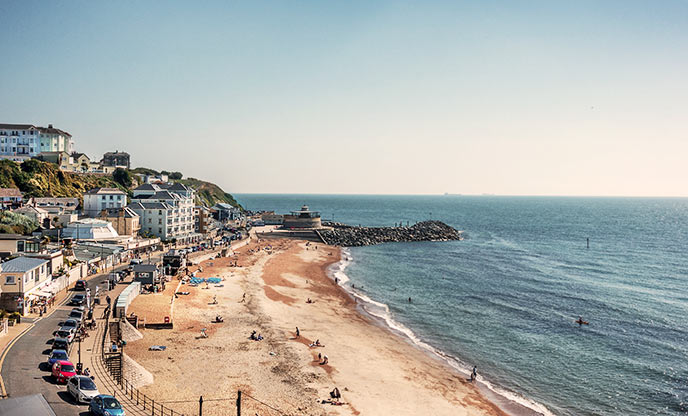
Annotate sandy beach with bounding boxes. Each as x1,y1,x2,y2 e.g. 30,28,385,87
126,238,508,416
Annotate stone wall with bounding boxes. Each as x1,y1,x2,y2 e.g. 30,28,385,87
319,220,462,247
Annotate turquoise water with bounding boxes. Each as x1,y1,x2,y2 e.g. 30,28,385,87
236,194,688,415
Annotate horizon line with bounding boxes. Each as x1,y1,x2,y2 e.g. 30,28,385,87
231,192,688,198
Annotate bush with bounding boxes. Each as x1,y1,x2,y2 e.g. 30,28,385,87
168,171,183,180
0,211,38,234
113,168,132,188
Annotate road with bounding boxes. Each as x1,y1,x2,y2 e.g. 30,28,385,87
1,253,162,416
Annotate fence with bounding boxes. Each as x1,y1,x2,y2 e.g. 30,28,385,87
98,302,293,416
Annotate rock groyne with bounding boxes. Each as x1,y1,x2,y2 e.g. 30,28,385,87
318,220,462,247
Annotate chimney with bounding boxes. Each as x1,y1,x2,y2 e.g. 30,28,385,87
48,124,53,128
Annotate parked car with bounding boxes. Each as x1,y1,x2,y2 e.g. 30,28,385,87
47,349,69,366
52,337,70,352
51,360,76,383
89,394,125,416
53,329,75,343
70,294,86,306
67,375,100,403
61,319,79,332
74,280,87,291
68,310,83,325
130,258,142,265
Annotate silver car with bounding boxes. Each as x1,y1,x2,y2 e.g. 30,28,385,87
67,375,100,403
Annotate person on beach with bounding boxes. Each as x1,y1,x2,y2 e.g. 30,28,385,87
471,366,477,382
320,355,329,365
408,297,412,303
296,327,300,338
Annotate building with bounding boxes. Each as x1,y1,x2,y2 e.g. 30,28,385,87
134,173,168,184
83,187,127,217
0,234,44,258
261,212,284,225
212,203,241,221
132,264,160,285
0,123,73,162
98,207,140,236
0,256,50,314
130,183,198,243
13,205,49,225
194,206,216,234
31,197,79,213
282,205,322,229
61,219,120,241
0,188,23,208
101,151,130,169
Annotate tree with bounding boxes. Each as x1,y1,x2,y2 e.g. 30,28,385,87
113,168,132,188
168,171,183,180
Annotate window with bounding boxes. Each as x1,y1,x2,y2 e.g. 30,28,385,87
34,269,39,282
158,227,162,233
17,241,25,252
148,218,151,224
5,276,15,284
109,195,114,200
158,219,162,225
158,210,162,215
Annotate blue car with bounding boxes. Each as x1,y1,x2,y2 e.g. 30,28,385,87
89,394,125,415
47,349,69,366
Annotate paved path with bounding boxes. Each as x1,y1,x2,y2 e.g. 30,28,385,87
1,254,162,416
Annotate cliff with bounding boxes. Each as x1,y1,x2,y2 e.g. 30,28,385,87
0,159,125,201
318,220,463,247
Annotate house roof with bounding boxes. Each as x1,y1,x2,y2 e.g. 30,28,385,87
103,151,130,157
213,203,235,210
133,191,179,201
1,256,49,273
101,207,139,218
0,234,30,240
71,152,89,160
86,187,125,195
37,126,71,136
133,184,159,191
129,201,172,210
133,264,158,273
0,123,38,130
32,197,79,206
159,182,190,191
0,188,23,197
14,205,49,214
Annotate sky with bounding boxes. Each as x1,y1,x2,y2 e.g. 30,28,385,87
1,1,687,196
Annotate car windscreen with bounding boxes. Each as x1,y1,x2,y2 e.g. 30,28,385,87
103,397,121,408
80,378,97,390
61,364,75,372
58,331,70,337
69,311,82,317
52,352,68,360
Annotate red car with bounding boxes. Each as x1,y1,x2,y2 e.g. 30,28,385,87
52,360,76,383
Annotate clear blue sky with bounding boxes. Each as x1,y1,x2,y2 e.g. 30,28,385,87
1,1,687,196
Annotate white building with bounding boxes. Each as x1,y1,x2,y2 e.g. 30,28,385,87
61,219,120,241
129,183,198,243
0,123,74,161
83,187,127,217
0,256,50,315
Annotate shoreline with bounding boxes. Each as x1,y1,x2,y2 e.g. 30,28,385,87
329,248,549,416
124,237,535,415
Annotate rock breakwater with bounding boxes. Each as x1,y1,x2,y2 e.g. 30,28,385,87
318,220,462,247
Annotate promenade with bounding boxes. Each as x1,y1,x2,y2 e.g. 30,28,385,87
0,251,163,416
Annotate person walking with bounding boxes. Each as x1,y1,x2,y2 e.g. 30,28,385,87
471,366,477,382
296,327,300,338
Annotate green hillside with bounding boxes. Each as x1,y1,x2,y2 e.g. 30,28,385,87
0,159,125,203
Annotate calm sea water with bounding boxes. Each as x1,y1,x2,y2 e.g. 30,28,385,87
236,194,688,416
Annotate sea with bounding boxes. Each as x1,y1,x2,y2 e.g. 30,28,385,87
235,194,688,416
